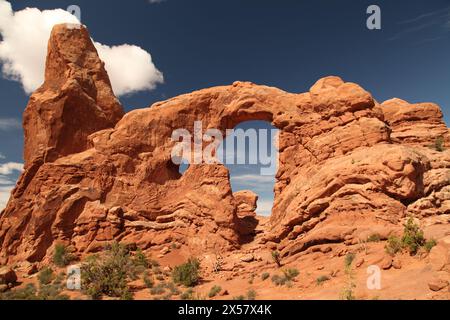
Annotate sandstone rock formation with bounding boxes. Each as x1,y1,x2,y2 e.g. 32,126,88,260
0,24,449,266
23,24,124,168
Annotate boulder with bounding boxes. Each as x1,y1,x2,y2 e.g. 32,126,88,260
428,279,449,292
0,267,17,285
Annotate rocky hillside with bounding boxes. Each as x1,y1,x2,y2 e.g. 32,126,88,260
0,24,449,300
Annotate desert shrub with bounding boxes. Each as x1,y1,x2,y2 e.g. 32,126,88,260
0,284,38,300
172,258,200,287
53,244,75,267
180,288,204,300
38,267,55,285
181,288,194,300
341,251,356,300
152,266,162,274
271,274,287,286
385,236,403,256
367,234,381,242
344,253,356,269
247,289,257,300
424,239,437,252
162,293,173,300
270,269,298,287
341,282,356,300
402,218,425,255
166,282,180,295
233,295,245,300
133,248,149,269
143,274,154,289
38,283,70,300
434,136,445,152
81,242,137,300
261,272,270,281
282,268,299,281
271,251,282,267
208,285,222,298
316,275,330,286
150,283,166,295
1,276,69,300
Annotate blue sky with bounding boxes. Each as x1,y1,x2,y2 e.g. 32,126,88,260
1,0,450,214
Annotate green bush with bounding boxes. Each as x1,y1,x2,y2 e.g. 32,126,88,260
0,284,38,300
271,274,287,286
166,282,180,295
143,274,154,289
208,285,221,298
316,275,330,286
81,242,137,300
344,253,356,269
150,283,166,295
341,282,356,300
38,267,55,285
53,244,75,267
385,236,403,256
384,219,430,256
282,268,299,281
181,288,194,300
261,272,270,281
402,218,425,255
247,289,257,300
233,295,245,300
434,136,445,152
172,258,200,287
271,251,282,267
180,288,203,300
1,277,69,300
424,239,437,252
133,248,149,269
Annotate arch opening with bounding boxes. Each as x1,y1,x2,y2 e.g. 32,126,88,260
217,120,278,217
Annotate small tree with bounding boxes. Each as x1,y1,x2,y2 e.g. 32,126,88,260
38,267,54,285
434,136,445,152
53,244,74,267
271,251,282,267
81,242,136,299
385,236,403,256
402,218,425,255
208,285,221,298
172,258,201,287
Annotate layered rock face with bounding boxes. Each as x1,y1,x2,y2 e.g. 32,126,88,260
0,25,449,264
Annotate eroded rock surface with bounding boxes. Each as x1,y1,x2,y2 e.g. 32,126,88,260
0,24,449,265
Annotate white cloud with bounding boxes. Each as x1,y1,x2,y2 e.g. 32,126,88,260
0,153,5,159
256,200,273,216
0,175,13,185
94,42,163,95
0,118,21,131
0,162,23,210
0,162,23,175
0,0,163,96
231,174,275,191
0,185,14,211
